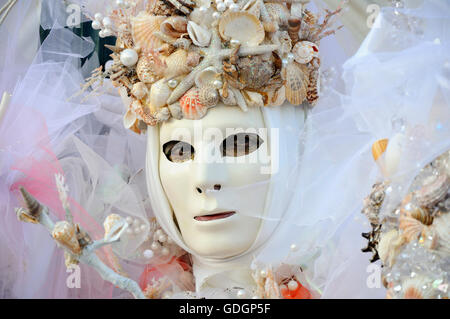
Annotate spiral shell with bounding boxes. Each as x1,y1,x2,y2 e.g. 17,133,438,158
432,213,450,254
19,187,42,219
163,49,191,79
15,207,39,224
131,82,148,100
292,41,319,64
282,62,309,105
160,16,187,38
187,21,211,47
415,174,449,208
218,11,265,46
179,88,207,120
198,85,219,108
131,13,165,51
136,54,165,84
52,221,81,254
219,88,237,105
378,229,405,267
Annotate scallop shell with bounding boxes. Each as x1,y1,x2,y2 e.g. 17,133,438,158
402,276,436,299
415,174,449,208
195,66,219,88
219,88,237,105
179,88,207,120
292,41,319,64
187,21,211,47
242,90,264,107
160,16,187,38
52,221,81,254
163,49,191,79
399,204,427,242
218,11,265,46
103,214,128,241
198,85,219,107
432,213,450,254
148,79,171,113
282,62,309,105
131,82,148,100
265,2,290,26
131,13,166,51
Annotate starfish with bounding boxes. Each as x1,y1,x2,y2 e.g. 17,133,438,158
166,27,279,105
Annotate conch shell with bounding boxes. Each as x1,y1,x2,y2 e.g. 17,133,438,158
131,13,165,51
160,16,187,38
218,11,265,46
282,62,309,105
414,174,449,208
187,21,211,47
52,221,81,255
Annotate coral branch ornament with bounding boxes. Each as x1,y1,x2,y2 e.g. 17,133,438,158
15,185,146,299
80,0,343,133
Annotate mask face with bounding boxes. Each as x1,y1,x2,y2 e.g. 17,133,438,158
158,104,271,258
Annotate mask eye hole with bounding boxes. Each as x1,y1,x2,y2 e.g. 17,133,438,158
163,140,195,163
221,133,263,157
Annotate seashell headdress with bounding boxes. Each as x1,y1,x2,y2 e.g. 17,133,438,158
85,0,343,134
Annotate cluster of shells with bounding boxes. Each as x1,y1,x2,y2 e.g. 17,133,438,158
95,0,341,133
361,150,450,299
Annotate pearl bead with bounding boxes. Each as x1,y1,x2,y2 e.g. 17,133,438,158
161,247,170,256
156,229,164,237
125,216,133,224
99,30,106,38
237,289,247,298
105,60,114,70
92,20,102,30
230,39,240,46
229,3,239,12
102,17,113,28
158,234,167,242
168,79,178,88
290,243,298,252
143,249,154,259
213,80,223,89
140,224,147,231
120,49,138,67
260,270,267,278
217,3,226,11
288,280,298,291
151,241,161,250
287,53,295,62
133,219,141,227
94,13,103,22
212,12,221,20
103,29,113,37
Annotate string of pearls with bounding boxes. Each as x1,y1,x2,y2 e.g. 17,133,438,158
91,13,115,38
142,222,176,260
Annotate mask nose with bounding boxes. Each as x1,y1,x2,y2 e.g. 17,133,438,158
196,184,222,194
